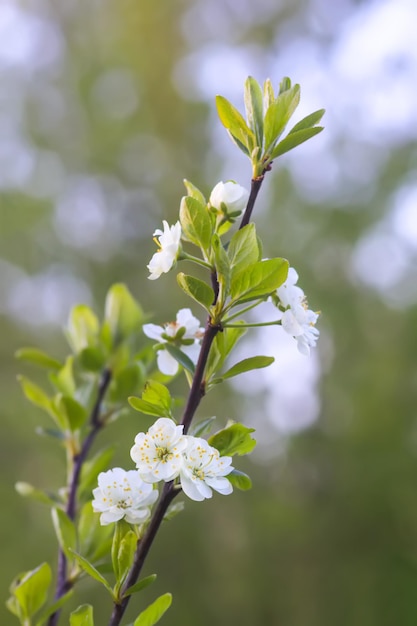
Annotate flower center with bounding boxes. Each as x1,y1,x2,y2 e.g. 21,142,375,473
155,446,172,463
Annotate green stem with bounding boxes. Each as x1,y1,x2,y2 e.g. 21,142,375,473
179,251,212,270
224,320,282,329
223,299,265,322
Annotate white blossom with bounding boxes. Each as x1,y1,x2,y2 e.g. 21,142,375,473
179,437,234,502
209,181,249,214
130,417,188,483
92,467,158,526
147,220,181,280
143,308,204,376
276,266,320,356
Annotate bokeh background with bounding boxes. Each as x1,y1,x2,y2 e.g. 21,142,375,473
2,0,417,624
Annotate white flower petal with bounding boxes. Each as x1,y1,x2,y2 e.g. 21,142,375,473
157,349,179,376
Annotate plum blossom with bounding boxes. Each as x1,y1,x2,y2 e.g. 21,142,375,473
209,181,249,214
143,308,204,375
92,467,158,525
179,437,233,502
147,220,181,280
276,266,320,356
130,417,188,483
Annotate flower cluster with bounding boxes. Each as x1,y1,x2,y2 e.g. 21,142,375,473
143,308,204,376
92,419,234,525
130,418,234,502
275,267,320,356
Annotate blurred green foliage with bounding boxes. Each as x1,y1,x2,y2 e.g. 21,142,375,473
1,1,417,625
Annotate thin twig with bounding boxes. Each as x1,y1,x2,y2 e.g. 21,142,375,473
48,368,112,626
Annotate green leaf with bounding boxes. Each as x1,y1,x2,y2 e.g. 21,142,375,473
133,593,172,626
270,126,324,159
215,95,255,153
51,508,77,561
18,375,53,414
221,356,274,380
190,416,217,438
289,108,325,133
179,195,212,251
142,380,172,414
227,469,252,490
13,562,51,620
279,76,292,94
105,283,143,346
183,179,206,206
264,84,300,152
49,356,75,396
78,346,106,372
211,234,230,296
69,550,114,596
209,423,256,456
263,78,275,109
15,347,62,370
177,273,214,310
164,344,196,374
123,574,157,599
129,396,169,417
227,224,260,277
163,501,185,521
205,324,247,380
69,604,94,626
78,501,113,562
54,394,87,431
244,76,264,149
15,482,59,507
109,363,144,403
117,530,137,586
35,590,73,626
67,305,99,353
230,258,289,304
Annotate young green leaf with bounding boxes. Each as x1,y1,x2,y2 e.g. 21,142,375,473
66,305,99,354
227,469,252,491
109,363,144,403
142,380,172,414
51,508,77,561
15,482,59,507
163,344,196,375
78,501,113,561
270,126,324,159
35,590,74,626
190,416,217,438
263,78,275,110
123,574,157,599
49,355,76,396
179,195,212,251
13,562,51,620
69,550,114,596
104,283,143,346
54,395,87,431
163,500,185,521
116,530,138,586
244,76,264,149
177,273,214,310
209,423,256,456
18,375,53,415
69,604,94,626
78,346,106,372
230,258,289,304
227,224,260,277
15,347,62,370
221,356,274,380
289,108,325,133
183,179,207,206
133,593,172,626
264,84,300,152
215,95,255,153
129,396,170,417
